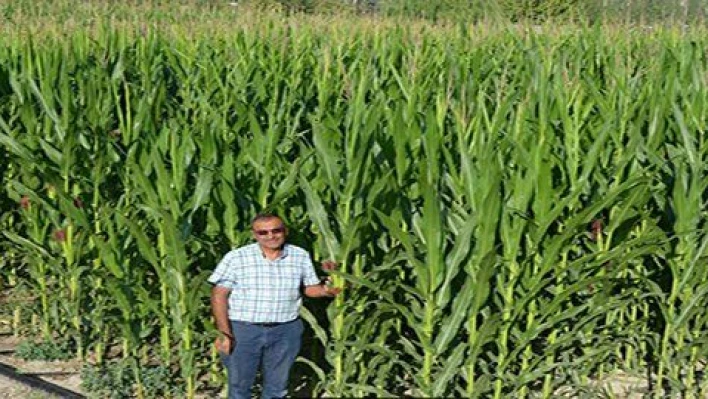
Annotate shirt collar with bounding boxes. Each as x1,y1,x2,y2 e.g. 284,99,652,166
258,243,289,260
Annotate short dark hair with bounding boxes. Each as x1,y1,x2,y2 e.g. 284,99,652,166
251,212,284,227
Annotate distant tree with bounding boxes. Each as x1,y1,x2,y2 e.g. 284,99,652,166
496,0,585,21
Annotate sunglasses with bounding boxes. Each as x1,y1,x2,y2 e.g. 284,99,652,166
254,227,286,236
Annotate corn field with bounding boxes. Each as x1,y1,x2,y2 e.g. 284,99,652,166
1,4,707,397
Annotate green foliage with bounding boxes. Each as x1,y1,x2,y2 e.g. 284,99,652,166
584,0,705,23
81,362,134,399
238,0,357,14
496,0,585,21
366,0,706,23
81,361,180,399
14,338,74,361
376,0,490,22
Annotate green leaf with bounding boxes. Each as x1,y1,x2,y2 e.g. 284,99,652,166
0,119,35,161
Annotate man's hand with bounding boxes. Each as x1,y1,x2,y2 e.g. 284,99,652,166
215,332,234,355
302,260,343,297
211,286,234,355
324,284,342,297
304,281,342,298
321,260,337,271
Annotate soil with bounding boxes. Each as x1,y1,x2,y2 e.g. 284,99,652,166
0,374,58,398
0,334,227,398
0,335,83,398
555,371,649,398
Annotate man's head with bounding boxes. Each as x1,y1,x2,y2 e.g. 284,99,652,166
251,213,288,251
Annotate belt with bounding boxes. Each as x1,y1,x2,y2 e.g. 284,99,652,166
243,318,298,328
251,322,284,327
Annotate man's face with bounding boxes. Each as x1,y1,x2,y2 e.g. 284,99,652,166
252,217,287,251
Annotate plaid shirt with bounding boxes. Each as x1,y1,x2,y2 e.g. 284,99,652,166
208,243,320,323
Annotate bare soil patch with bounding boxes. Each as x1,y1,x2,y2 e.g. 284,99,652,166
555,371,649,398
0,374,60,398
0,334,84,396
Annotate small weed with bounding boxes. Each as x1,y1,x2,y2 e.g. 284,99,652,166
81,359,182,399
141,364,181,397
14,338,73,361
81,361,133,399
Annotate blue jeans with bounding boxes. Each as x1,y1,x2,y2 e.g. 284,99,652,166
220,318,304,399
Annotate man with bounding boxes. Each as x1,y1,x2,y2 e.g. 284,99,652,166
209,213,341,399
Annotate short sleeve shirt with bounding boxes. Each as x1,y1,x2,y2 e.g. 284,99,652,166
208,243,321,323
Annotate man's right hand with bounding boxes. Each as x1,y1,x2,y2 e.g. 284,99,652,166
215,333,234,355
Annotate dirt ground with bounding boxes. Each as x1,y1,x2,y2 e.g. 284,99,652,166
0,374,56,398
0,335,83,398
0,334,228,398
555,371,649,398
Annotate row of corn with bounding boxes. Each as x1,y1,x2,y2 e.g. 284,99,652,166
1,21,707,398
